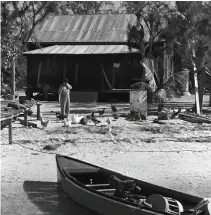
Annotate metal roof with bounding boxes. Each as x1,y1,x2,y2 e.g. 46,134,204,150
31,14,149,43
24,45,139,55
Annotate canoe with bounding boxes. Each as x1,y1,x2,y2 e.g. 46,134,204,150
56,154,209,215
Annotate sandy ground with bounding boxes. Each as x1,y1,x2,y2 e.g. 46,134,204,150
1,96,211,214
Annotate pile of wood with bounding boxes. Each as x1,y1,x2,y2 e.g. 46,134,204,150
179,113,211,124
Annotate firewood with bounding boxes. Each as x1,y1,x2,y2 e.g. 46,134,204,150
179,113,211,124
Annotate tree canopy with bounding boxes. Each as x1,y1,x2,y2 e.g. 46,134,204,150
161,1,211,71
126,1,211,106
1,1,58,88
56,1,115,15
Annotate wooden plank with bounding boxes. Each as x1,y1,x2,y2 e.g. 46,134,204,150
100,89,130,93
96,188,116,192
86,184,110,188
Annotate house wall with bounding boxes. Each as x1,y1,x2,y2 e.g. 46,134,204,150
27,55,64,89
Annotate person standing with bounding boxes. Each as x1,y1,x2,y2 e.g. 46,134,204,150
58,79,72,117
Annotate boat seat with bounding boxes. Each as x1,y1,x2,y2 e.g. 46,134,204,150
96,188,116,195
97,188,116,192
86,183,110,188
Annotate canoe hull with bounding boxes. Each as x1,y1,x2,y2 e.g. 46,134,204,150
57,168,162,215
56,154,202,215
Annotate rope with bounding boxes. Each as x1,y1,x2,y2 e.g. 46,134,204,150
1,134,211,154
101,65,115,90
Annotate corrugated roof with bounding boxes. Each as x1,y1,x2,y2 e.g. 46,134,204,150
31,14,149,43
24,45,139,55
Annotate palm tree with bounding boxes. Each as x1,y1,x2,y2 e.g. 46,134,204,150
160,1,211,114
127,9,189,105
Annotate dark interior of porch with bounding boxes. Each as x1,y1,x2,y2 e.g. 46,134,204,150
27,53,147,102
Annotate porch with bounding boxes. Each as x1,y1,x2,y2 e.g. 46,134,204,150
24,44,169,102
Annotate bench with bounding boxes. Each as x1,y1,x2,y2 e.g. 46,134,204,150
85,183,116,195
96,188,116,195
85,183,110,188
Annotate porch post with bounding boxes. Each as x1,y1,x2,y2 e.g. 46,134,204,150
75,61,79,85
63,64,67,81
112,65,115,87
101,64,104,90
37,61,42,87
24,109,28,127
63,56,67,81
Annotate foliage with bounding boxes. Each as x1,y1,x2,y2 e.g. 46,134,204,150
56,1,115,15
1,84,11,95
160,1,211,72
160,1,211,111
153,69,189,103
127,1,211,104
127,2,171,57
127,2,178,102
1,1,58,90
1,32,19,70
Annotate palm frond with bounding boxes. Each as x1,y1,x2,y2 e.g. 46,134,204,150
141,58,157,92
154,69,190,103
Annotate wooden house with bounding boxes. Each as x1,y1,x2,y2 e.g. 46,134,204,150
24,14,172,102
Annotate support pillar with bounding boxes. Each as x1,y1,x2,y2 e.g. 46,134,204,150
37,103,41,120
181,69,191,96
24,109,28,127
8,118,12,144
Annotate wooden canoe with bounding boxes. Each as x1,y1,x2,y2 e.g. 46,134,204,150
56,154,208,215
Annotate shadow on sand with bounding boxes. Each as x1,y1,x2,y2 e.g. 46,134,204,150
23,181,99,215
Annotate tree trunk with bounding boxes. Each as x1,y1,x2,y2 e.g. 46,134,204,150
11,60,16,100
193,69,200,115
191,52,200,115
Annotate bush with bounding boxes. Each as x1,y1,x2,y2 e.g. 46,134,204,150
1,84,11,95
